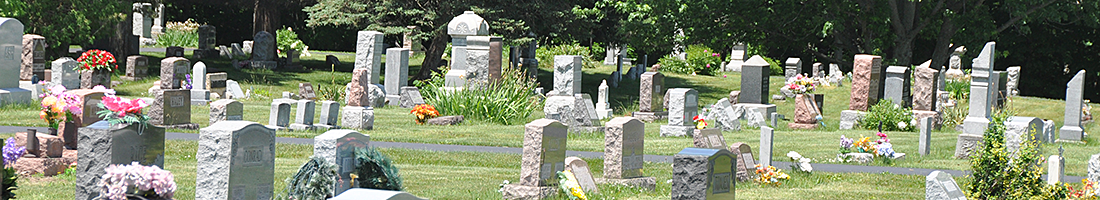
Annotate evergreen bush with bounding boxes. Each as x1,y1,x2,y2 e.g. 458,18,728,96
353,147,403,191
279,156,338,200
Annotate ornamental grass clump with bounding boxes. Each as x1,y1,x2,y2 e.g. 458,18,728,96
416,65,540,125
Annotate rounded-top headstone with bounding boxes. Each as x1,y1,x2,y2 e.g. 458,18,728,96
0,18,24,88
447,11,489,36
253,31,275,61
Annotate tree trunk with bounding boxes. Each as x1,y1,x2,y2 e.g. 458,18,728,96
253,0,279,36
414,34,450,81
106,10,136,67
892,38,914,66
929,18,957,70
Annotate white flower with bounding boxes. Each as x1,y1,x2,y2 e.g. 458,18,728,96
787,151,803,160
799,162,813,172
897,121,907,129
799,158,811,163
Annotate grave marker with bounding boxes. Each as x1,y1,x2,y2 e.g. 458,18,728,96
209,99,243,125
313,129,370,195
20,34,45,80
633,71,667,122
926,171,966,200
730,142,756,182
51,57,79,89
355,31,384,82
206,72,227,98
268,101,291,129
317,101,340,128
289,100,316,131
564,157,598,193
399,86,425,108
672,148,735,199
740,56,770,104
250,31,276,69
884,66,911,108
385,48,409,105
298,83,316,100
122,55,148,81
1059,70,1086,141
760,126,773,167
191,61,210,105
660,88,698,137
196,121,276,200
76,121,165,200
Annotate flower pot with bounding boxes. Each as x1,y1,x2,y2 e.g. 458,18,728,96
61,120,78,149
47,127,57,136
80,69,111,89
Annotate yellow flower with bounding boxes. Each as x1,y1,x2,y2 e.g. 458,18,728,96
41,96,57,108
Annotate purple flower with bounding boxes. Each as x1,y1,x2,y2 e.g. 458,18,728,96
98,162,176,200
839,135,853,149
3,137,26,166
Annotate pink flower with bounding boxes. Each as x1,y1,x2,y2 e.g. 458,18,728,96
706,64,711,68
102,96,147,116
712,53,719,57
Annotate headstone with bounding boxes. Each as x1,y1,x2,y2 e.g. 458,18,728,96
564,157,598,193
759,126,773,167
1059,70,1086,142
20,34,45,81
520,119,567,186
828,63,844,86
196,121,276,200
811,63,823,78
165,46,184,57
355,31,384,83
730,143,756,182
1043,120,1056,143
209,99,243,125
913,63,940,111
603,46,621,65
191,61,210,105
251,31,276,69
160,57,190,89
962,42,997,136
330,188,426,200
206,72,227,98
313,129,370,194
884,66,912,108
268,101,291,129
75,121,166,200
340,106,374,130
1048,154,1064,185
925,171,966,200
1088,154,1100,183
399,86,425,108
0,18,32,106
131,3,152,38
724,44,746,72
1004,116,1043,156
672,148,735,199
954,133,983,159
149,89,191,127
603,117,647,182
298,83,316,100
289,100,316,130
740,56,770,104
122,55,148,81
709,98,744,131
231,43,246,58
461,36,492,88
194,25,217,59
571,94,602,129
919,117,932,156
692,128,727,150
346,69,371,107
226,80,245,99
51,57,79,89
633,72,667,122
286,49,301,69
1007,66,1020,96
849,54,882,111
661,88,698,137
317,101,340,128
595,80,612,119
784,57,801,80
991,71,1008,109
946,46,967,80
788,94,819,129
385,48,410,105
553,55,582,96
442,11,490,91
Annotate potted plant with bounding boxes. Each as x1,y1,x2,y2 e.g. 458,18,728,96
77,49,117,89
39,85,82,136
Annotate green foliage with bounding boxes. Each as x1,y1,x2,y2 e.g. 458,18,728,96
658,45,722,75
945,79,971,101
859,101,915,132
279,156,338,200
965,109,1061,199
942,99,969,129
156,29,199,48
536,43,598,69
1,167,16,200
95,104,150,127
276,27,309,56
315,64,347,102
760,56,784,76
415,65,542,125
1,0,126,57
353,147,403,191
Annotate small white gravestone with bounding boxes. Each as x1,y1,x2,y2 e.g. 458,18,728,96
564,157,598,193
925,171,966,200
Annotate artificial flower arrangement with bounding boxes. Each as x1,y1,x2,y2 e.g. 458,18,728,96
784,74,816,94
39,85,82,130
1,138,20,199
753,164,790,187
410,104,440,124
838,131,899,163
182,74,193,90
693,115,708,129
95,94,150,126
787,151,813,173
96,162,177,200
557,170,588,200
1066,179,1098,199
76,49,117,72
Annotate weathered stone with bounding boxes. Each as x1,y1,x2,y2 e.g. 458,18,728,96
368,84,386,107
730,143,756,182
1059,70,1086,142
160,57,190,89
926,171,967,200
1088,154,1100,183
76,122,165,200
313,129,370,195
122,55,148,81
828,63,844,86
564,157,598,193
206,72,227,97
1007,66,1020,96
347,68,371,107
341,106,374,130
553,55,582,96
913,63,939,111
741,56,770,104
51,57,80,89
789,94,818,129
638,71,665,112
252,31,276,61
1004,116,1043,156
946,46,967,80
149,89,191,126
784,57,801,80
707,98,743,131
21,34,45,81
298,83,316,100
520,119,567,186
385,48,410,105
692,128,727,150
209,99,243,125
355,31,384,83
425,115,464,125
850,54,881,111
661,88,698,137
196,121,276,200
595,80,612,119
962,42,997,136
954,134,983,159
399,86,425,108
604,117,645,179
672,148,735,199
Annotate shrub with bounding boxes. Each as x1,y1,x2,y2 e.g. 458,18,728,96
156,19,200,48
942,99,968,128
859,101,915,132
277,27,310,56
280,156,338,200
945,79,971,101
760,56,784,76
415,65,541,125
353,147,402,191
658,45,722,75
536,43,598,69
965,109,1063,199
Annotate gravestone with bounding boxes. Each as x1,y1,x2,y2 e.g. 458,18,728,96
341,106,374,130
51,57,79,89
225,80,245,99
925,171,966,200
206,72,227,97
191,61,210,105
570,94,602,130
740,56,770,104
828,63,844,86
251,31,276,69
385,48,410,105
313,129,370,195
131,3,152,38
0,19,33,106
692,128,727,150
849,54,882,111
231,43,246,58
784,57,801,80
707,98,743,131
501,119,565,199
595,80,612,119
160,57,189,89
919,117,932,156
463,36,492,88
122,55,148,81
913,62,942,129
355,31,384,82
150,89,193,128
962,42,997,136
1007,66,1020,96
165,46,184,57
1059,70,1086,142
286,49,301,69
442,11,490,91
196,121,276,200
660,88,699,137
760,126,774,167
1089,154,1100,183
289,100,316,131
672,148,735,199
599,117,655,189
242,41,253,54
76,121,165,200
399,86,425,108
1004,116,1043,156
316,101,340,129
724,44,746,72
1049,154,1064,185
564,157,598,193
553,55,583,96
1043,120,1056,143
812,63,824,78
730,143,756,182
954,133,983,159
268,101,291,129
884,66,911,108
209,99,243,125
633,72,667,122
298,83,316,100
20,34,45,80
194,25,217,59
343,68,375,130
331,188,426,200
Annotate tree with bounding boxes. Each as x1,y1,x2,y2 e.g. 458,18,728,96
0,0,127,58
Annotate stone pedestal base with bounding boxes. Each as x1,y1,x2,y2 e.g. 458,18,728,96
18,81,43,100
500,184,557,200
839,110,867,130
0,87,33,106
1059,126,1084,142
159,123,199,130
288,123,314,131
632,111,667,122
954,133,984,159
596,108,612,120
341,106,375,130
596,177,656,191
913,110,943,130
788,122,817,129
660,125,693,137
386,95,400,106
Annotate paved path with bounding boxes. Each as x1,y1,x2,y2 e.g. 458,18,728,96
68,47,354,56
0,126,1080,182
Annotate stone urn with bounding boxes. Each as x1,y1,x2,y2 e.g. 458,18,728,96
80,69,112,89
788,94,819,129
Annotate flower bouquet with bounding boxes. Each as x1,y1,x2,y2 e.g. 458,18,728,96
95,96,150,126
784,74,816,94
557,170,588,200
76,49,117,72
692,115,708,129
410,104,440,124
753,164,790,187
39,85,82,130
1,138,21,199
96,162,177,200
787,151,813,173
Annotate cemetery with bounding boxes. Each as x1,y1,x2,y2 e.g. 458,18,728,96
0,1,1099,199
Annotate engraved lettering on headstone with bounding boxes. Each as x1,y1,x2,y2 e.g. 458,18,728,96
4,46,13,60
227,115,243,120
231,186,245,200
241,146,264,166
130,144,147,163
169,95,186,107
341,157,354,173
713,172,731,193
